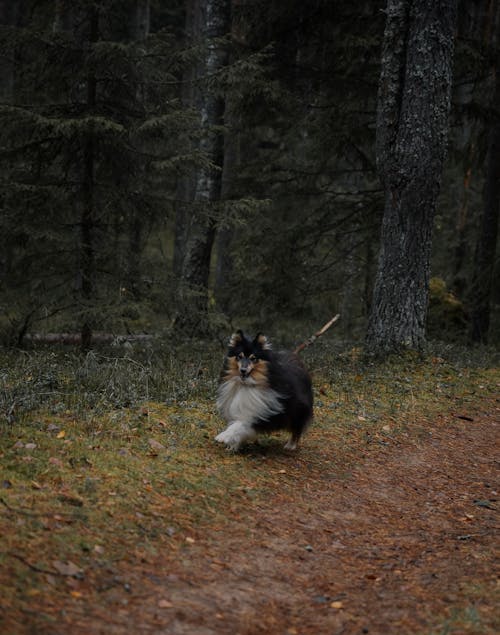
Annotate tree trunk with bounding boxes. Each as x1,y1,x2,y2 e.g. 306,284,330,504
365,0,457,355
214,98,241,312
173,0,198,281
80,7,99,352
452,1,487,296
469,69,500,343
126,0,150,298
175,0,231,334
130,0,150,41
0,1,21,99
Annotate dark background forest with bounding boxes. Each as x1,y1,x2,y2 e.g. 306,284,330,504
0,0,499,353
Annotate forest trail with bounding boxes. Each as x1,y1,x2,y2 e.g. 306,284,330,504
42,396,498,635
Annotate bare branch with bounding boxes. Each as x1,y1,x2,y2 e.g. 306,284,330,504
294,314,340,354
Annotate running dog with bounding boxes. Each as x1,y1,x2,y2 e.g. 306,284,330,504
215,330,313,451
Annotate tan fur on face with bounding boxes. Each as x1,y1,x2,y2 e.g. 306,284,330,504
224,357,269,386
224,356,240,379
249,360,269,386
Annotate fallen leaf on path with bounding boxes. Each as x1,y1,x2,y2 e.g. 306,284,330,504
149,438,166,451
158,599,173,608
52,560,83,577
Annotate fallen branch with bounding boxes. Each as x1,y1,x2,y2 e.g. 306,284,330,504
0,496,74,519
23,333,153,345
7,552,58,576
294,314,340,354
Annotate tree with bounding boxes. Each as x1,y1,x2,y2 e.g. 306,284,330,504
365,0,458,355
0,0,189,346
175,0,231,334
469,62,500,343
173,0,199,282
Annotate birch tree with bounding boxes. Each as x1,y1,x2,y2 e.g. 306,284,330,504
365,0,457,355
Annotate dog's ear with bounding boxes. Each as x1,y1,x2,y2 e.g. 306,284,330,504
229,330,244,348
254,333,272,350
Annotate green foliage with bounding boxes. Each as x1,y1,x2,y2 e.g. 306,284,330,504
0,0,191,341
213,0,385,331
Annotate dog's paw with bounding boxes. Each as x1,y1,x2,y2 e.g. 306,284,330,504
283,438,298,450
214,421,256,451
215,429,242,452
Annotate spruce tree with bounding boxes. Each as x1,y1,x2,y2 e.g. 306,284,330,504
0,0,190,345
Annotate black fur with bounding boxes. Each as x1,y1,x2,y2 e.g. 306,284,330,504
257,349,313,442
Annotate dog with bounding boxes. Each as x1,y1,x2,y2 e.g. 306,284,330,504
215,330,313,451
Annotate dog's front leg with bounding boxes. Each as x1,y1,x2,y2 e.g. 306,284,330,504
214,420,257,451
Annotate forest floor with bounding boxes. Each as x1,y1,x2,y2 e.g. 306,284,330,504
0,352,498,634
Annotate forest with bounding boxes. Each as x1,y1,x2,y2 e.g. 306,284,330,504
1,3,499,633
0,0,498,353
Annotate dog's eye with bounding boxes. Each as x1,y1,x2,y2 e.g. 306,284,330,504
249,354,257,362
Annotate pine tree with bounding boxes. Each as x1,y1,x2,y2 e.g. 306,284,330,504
365,0,457,355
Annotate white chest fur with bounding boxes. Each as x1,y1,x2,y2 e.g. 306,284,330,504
216,377,283,424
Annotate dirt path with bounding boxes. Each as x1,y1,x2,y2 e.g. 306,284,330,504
23,399,500,634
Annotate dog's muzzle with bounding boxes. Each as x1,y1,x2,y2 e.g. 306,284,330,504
238,359,253,380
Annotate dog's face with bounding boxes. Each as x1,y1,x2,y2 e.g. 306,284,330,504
225,330,272,383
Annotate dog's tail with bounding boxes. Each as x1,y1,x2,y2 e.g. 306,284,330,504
293,314,340,355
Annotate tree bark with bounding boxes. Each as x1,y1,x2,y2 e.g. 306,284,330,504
365,0,457,355
214,98,241,312
175,0,231,334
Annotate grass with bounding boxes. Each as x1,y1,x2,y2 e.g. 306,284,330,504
0,339,498,631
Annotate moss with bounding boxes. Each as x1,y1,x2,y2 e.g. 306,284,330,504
427,276,468,341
